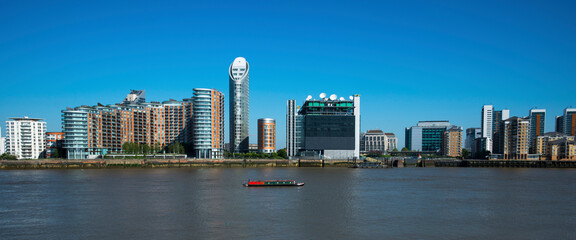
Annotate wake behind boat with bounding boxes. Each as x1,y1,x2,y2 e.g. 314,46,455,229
243,180,305,187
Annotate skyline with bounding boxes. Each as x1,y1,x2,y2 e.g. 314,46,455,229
1,1,576,149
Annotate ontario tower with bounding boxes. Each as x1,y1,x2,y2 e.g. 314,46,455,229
229,57,250,153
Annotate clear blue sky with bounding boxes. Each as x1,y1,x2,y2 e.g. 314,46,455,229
1,0,575,148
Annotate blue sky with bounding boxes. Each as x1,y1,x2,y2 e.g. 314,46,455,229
1,0,575,148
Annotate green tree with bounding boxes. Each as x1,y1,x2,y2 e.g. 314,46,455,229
0,153,18,160
461,149,470,159
392,148,398,152
401,147,410,152
277,148,288,159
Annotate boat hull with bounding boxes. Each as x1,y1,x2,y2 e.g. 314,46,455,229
243,183,305,187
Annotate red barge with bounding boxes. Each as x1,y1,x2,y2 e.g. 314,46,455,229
243,180,305,187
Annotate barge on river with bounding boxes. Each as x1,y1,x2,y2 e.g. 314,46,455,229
243,180,304,187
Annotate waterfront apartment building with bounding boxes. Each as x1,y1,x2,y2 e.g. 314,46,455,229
501,117,530,160
192,88,224,159
443,126,463,157
562,108,576,136
534,132,575,160
258,118,276,153
286,93,360,159
62,90,197,159
5,117,46,159
528,109,546,153
46,132,64,158
0,128,5,155
405,121,454,152
229,57,250,153
464,128,481,151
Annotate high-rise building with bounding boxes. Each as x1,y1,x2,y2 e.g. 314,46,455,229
464,128,481,151
5,117,46,159
46,132,64,158
192,88,224,159
501,117,530,160
286,93,360,159
229,57,250,153
443,126,463,157
563,108,576,136
258,118,276,153
287,100,297,157
491,109,509,154
62,90,195,159
528,109,546,153
405,121,453,152
481,105,493,139
556,115,564,133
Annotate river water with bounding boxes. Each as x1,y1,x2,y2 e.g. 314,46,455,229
1,167,575,239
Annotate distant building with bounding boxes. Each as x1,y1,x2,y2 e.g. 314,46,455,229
501,117,530,160
5,117,46,159
528,109,546,153
46,132,64,158
534,132,575,160
492,109,509,154
286,93,360,159
464,128,481,151
481,105,493,142
0,137,5,155
443,126,463,157
562,108,576,136
193,88,224,159
248,144,258,152
258,118,276,153
385,133,398,152
361,130,397,154
556,116,564,133
405,121,453,152
229,57,250,153
472,137,491,157
0,127,5,155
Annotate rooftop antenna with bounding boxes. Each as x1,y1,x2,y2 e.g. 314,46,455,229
329,94,337,101
319,93,326,99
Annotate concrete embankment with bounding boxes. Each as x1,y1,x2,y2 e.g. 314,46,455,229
0,159,352,169
433,159,576,168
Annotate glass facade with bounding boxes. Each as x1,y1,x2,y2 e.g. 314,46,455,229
229,57,249,153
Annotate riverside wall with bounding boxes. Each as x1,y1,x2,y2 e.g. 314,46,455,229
0,159,352,169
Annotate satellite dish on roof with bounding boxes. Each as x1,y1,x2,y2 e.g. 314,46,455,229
349,96,353,100
339,97,345,101
320,93,326,98
329,94,337,100
306,95,312,100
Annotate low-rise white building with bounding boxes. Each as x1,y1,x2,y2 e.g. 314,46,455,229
5,117,46,159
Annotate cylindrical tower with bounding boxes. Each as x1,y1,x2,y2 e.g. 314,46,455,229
258,118,276,153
